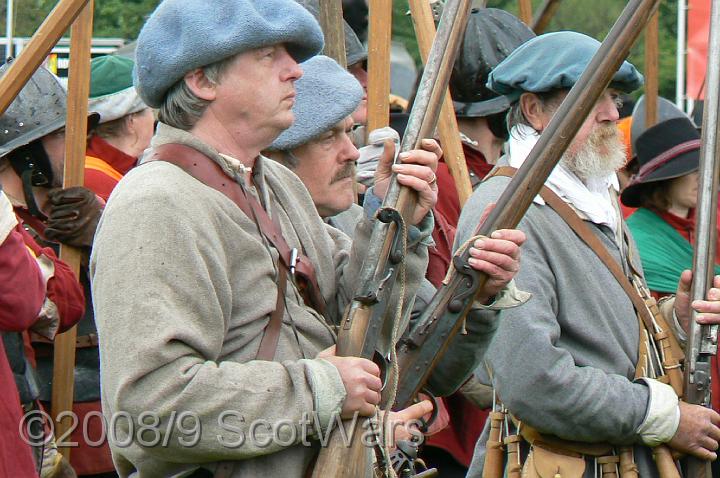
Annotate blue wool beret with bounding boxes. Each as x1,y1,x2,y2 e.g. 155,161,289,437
134,0,325,108
487,31,643,100
270,55,363,151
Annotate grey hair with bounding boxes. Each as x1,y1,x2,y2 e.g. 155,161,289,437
506,89,566,134
157,57,234,130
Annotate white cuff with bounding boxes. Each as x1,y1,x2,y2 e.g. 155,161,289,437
636,378,680,446
0,190,17,243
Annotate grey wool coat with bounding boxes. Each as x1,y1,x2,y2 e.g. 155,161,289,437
457,175,675,478
89,124,431,477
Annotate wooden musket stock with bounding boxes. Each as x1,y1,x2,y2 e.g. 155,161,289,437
309,0,473,476
394,0,661,410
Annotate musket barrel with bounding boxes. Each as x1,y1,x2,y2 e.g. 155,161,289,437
683,0,720,476
395,0,661,409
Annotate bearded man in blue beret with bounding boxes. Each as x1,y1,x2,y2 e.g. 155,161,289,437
456,31,720,477
88,1,525,476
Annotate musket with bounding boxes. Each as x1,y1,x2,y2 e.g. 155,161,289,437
683,1,720,477
309,1,473,477
394,0,661,409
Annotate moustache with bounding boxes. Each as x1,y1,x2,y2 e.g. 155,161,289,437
592,124,620,141
331,164,355,184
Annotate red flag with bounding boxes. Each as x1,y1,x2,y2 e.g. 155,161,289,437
688,0,711,100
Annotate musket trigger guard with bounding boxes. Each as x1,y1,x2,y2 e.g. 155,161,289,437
377,207,406,264
374,350,391,391
416,388,439,433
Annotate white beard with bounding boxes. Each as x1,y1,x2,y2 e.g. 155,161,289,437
561,125,627,183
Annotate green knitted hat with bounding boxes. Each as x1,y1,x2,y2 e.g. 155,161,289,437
89,55,147,123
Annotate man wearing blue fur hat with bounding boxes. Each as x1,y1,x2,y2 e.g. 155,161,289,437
265,53,526,390
455,31,720,477
88,1,518,477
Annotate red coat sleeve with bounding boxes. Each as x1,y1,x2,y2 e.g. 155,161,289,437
434,163,462,227
0,224,45,331
19,226,85,332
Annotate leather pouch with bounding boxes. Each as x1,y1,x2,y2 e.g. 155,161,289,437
522,445,586,478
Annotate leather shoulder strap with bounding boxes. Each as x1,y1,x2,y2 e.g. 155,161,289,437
150,144,326,314
493,167,685,394
488,167,657,334
148,144,290,361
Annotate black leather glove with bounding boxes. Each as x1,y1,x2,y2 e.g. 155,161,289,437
44,187,103,248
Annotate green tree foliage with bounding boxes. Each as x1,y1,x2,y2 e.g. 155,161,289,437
0,0,160,39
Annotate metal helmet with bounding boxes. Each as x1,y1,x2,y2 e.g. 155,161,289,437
630,95,695,153
450,8,535,115
295,0,368,67
0,64,70,158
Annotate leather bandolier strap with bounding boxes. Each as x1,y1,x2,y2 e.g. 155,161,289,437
485,167,684,478
490,167,683,390
149,143,326,361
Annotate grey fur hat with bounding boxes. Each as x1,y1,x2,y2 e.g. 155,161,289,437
295,0,367,66
488,31,643,100
134,0,325,108
270,55,363,151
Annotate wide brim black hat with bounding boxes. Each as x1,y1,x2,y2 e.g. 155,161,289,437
620,117,700,207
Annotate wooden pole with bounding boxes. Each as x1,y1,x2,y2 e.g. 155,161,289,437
532,0,562,34
52,0,94,459
518,0,533,26
645,10,659,127
366,0,392,133
318,0,347,68
409,0,473,205
0,0,89,116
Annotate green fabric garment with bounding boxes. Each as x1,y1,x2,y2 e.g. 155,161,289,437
626,207,720,293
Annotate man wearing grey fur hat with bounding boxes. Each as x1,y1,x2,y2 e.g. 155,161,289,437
88,1,490,477
265,52,524,372
456,31,720,477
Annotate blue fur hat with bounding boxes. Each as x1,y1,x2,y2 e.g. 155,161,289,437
270,55,363,151
134,0,325,108
487,31,643,101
